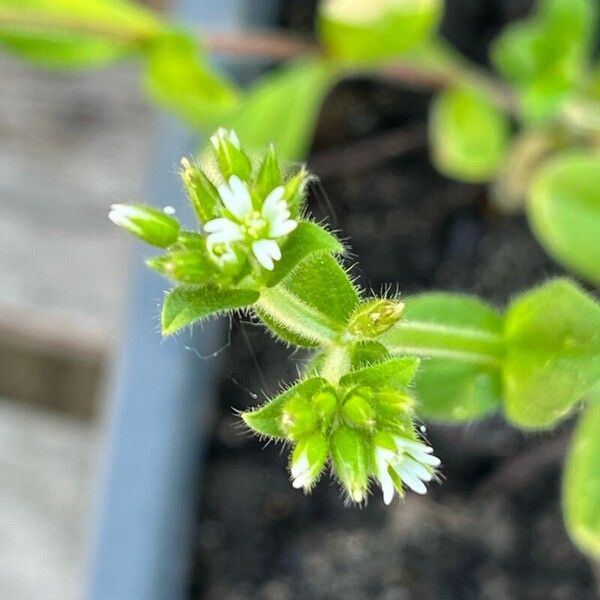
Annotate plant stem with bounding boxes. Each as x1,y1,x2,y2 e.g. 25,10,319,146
319,344,351,384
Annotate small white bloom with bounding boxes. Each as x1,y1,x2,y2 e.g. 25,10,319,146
374,434,440,504
203,175,297,270
210,127,240,150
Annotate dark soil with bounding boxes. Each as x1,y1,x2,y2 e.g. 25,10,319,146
190,2,597,598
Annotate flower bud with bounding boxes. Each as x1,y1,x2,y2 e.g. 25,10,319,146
109,204,179,248
281,395,319,440
283,166,310,217
146,250,215,284
341,390,375,430
210,128,252,181
311,386,338,426
347,298,405,338
290,432,328,491
330,426,369,503
180,157,220,224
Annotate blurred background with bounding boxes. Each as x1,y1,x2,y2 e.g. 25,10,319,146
1,0,599,599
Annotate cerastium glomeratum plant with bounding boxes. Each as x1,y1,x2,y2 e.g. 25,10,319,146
110,128,441,504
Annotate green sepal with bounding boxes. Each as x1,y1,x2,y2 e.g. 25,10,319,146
210,128,252,181
283,166,310,218
265,222,344,287
563,397,600,559
341,390,375,430
330,426,369,503
146,249,216,285
290,432,329,490
180,158,221,224
281,394,320,440
340,357,420,391
241,377,327,439
173,230,206,251
161,285,258,335
503,279,600,429
255,145,283,200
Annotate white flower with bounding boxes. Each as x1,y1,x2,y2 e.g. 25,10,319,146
203,175,297,270
374,433,440,505
210,127,240,150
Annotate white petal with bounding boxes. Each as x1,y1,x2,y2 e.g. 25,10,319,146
229,129,241,149
218,176,252,220
204,218,243,243
402,457,433,482
269,218,297,238
252,239,281,270
411,452,441,467
397,464,427,495
394,437,433,454
262,186,285,219
380,469,395,505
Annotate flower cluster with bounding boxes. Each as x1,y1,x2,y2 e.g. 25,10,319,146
110,128,310,290
243,364,440,505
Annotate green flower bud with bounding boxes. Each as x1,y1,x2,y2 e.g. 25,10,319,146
290,432,328,491
146,250,215,284
341,390,375,430
180,157,221,224
283,166,310,217
311,386,338,426
255,144,283,199
281,395,319,440
330,426,369,503
210,128,252,181
347,298,405,338
108,204,179,248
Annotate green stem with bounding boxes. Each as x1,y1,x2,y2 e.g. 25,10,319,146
380,319,503,367
320,344,351,384
256,286,341,347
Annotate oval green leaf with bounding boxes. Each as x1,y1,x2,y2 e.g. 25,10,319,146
429,87,510,183
527,152,600,286
563,397,600,559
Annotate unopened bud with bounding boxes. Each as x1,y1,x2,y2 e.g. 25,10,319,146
109,204,179,248
210,128,252,181
180,157,221,224
330,426,369,503
311,386,338,426
341,390,375,430
283,166,310,217
347,299,405,338
281,395,319,440
146,250,214,284
290,432,328,491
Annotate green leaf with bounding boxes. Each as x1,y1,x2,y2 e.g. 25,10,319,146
490,0,596,122
161,285,258,335
255,254,360,347
527,152,600,286
265,221,343,287
144,32,239,127
0,0,161,68
380,293,504,421
317,0,443,62
429,87,510,183
340,357,419,391
218,59,336,160
563,396,600,559
241,377,326,439
503,279,600,429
